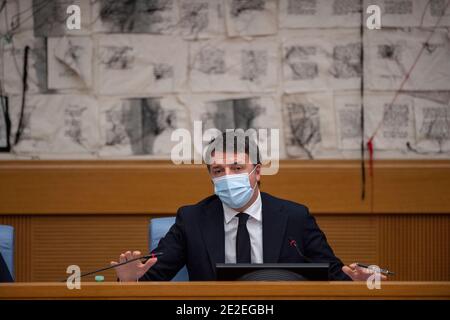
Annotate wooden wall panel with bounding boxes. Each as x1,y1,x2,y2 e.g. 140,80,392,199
1,214,448,282
30,215,150,282
0,216,32,281
378,215,450,281
0,161,212,214
372,162,450,213
263,162,371,213
1,160,449,214
315,215,378,266
0,160,449,282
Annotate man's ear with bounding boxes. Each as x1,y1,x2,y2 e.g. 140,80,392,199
255,164,262,179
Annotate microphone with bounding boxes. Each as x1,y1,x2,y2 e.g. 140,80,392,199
288,237,313,263
61,252,164,282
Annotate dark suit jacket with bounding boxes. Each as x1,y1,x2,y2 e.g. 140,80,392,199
140,192,351,281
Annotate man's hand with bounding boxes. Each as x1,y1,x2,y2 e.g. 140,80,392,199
342,263,387,281
110,250,157,282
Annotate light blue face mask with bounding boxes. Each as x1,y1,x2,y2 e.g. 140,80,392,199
212,166,258,209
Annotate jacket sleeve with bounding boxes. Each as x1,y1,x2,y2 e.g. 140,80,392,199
301,207,352,281
139,208,187,281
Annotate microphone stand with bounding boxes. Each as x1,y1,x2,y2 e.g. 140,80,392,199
288,238,313,263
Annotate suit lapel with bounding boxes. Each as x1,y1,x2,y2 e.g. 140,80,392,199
262,192,288,263
200,196,225,273
199,193,288,268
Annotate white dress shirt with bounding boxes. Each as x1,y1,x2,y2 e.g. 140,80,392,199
223,191,263,263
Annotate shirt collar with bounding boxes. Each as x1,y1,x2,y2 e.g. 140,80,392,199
223,191,262,224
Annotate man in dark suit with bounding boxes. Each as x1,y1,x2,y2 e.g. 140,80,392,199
112,131,383,282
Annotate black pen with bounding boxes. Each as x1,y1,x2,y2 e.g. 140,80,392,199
356,263,395,276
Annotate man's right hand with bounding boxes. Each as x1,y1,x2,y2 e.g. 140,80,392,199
110,250,157,282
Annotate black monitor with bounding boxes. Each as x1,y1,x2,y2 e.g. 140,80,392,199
216,263,330,281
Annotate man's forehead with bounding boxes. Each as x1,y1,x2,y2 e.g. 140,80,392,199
210,152,249,165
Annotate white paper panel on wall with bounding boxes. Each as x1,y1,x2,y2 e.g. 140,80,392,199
0,0,449,160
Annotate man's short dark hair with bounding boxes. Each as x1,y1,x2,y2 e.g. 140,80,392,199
204,130,262,171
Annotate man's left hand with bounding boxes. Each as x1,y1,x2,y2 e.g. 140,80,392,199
342,263,387,281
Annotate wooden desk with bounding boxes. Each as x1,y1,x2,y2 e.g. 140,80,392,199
1,282,449,300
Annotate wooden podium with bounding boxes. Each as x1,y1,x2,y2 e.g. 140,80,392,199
1,282,449,300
